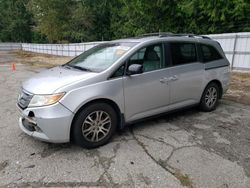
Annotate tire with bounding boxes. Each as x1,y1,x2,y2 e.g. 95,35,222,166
199,82,220,112
72,103,118,148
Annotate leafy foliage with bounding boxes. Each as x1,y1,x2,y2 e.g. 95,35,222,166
0,0,250,43
0,0,33,42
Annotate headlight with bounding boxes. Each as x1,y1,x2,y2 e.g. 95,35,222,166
28,92,65,107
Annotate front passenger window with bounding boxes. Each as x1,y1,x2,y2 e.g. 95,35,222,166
129,44,163,72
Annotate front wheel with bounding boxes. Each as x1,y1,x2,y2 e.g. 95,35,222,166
72,103,117,148
199,82,220,112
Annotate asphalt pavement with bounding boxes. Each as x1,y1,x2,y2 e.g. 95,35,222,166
0,63,249,188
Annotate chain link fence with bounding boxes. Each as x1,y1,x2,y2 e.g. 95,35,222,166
0,43,22,51
21,42,106,57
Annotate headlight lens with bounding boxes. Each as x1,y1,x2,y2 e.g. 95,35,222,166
28,92,65,107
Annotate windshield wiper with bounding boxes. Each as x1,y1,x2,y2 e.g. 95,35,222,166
67,64,93,72
62,64,72,69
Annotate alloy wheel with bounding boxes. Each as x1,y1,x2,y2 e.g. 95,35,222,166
82,110,111,142
205,87,217,108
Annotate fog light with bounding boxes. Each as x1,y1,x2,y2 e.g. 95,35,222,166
22,117,36,132
26,116,37,125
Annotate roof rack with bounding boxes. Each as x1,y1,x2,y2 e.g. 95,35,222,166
138,32,211,40
140,32,173,37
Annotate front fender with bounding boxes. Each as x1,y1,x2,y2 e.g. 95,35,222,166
60,78,124,114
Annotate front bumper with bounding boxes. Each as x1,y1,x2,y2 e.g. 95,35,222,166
18,102,74,143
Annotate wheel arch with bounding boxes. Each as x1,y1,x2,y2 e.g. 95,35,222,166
203,79,223,99
70,98,122,141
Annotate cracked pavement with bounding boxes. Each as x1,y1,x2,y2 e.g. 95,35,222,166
0,63,250,188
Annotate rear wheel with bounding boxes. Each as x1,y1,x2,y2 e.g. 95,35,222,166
199,82,219,112
72,103,117,148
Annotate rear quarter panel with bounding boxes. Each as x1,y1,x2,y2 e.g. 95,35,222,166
204,59,231,95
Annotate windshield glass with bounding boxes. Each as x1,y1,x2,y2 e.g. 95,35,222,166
66,42,137,72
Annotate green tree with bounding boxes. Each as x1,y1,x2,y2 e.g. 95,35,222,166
67,1,94,42
29,0,96,42
110,0,182,38
81,0,114,41
178,0,250,34
0,0,33,42
28,0,73,43
1,0,250,42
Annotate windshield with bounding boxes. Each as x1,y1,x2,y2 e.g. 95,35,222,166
66,42,137,72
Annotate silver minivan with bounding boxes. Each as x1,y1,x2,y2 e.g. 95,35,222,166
17,33,230,148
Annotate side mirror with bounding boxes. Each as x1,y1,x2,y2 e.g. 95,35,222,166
127,64,143,75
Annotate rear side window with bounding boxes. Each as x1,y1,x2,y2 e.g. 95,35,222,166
170,43,197,66
201,44,222,62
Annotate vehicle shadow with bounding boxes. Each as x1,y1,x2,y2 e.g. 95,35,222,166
120,106,200,133
34,105,208,156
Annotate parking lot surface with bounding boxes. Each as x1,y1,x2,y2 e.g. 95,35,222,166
0,63,250,188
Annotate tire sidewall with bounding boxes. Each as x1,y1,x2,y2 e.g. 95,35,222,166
72,103,117,148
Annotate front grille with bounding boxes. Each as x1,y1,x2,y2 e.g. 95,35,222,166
17,90,33,109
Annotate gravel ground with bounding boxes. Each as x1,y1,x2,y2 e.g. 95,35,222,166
0,52,250,187
0,50,72,67
225,72,250,105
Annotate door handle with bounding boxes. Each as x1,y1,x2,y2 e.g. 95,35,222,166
169,75,178,81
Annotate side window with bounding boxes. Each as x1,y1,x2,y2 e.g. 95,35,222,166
128,44,163,72
110,65,125,78
130,48,146,61
201,44,222,62
170,42,197,66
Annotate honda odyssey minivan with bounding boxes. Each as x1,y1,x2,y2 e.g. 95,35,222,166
17,33,230,148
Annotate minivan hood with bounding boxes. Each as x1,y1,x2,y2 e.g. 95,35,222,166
22,66,97,94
